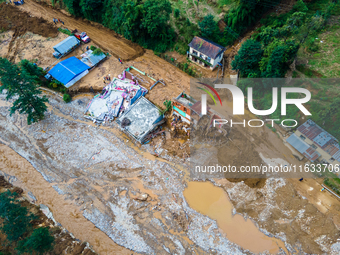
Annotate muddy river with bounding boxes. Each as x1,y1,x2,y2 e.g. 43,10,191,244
184,181,288,254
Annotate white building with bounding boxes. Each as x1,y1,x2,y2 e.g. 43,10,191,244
188,36,225,70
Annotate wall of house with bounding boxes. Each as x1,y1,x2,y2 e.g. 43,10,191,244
295,130,340,165
211,53,223,68
189,47,213,65
189,47,224,70
173,101,191,124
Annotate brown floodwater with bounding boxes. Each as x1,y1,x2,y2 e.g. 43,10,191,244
0,143,132,255
184,181,288,254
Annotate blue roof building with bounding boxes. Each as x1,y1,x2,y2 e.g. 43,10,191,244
53,36,80,58
48,57,90,88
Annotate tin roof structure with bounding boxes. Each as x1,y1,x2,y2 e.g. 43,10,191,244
81,50,106,68
116,97,163,143
286,133,321,162
53,36,80,55
174,92,197,108
188,36,225,59
298,119,340,162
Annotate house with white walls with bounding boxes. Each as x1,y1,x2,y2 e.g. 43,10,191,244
188,36,225,70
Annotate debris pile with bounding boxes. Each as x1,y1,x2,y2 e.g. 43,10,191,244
85,72,148,123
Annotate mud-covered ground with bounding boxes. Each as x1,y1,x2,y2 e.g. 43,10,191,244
0,94,246,255
1,89,340,254
0,176,96,255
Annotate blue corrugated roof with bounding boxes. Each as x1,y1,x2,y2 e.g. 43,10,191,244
81,50,106,67
53,36,80,55
48,57,89,85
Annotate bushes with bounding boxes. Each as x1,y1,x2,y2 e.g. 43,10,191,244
174,8,180,18
58,27,72,36
324,178,340,196
63,93,72,103
17,227,54,254
0,190,54,253
90,45,97,51
92,48,103,56
0,191,35,242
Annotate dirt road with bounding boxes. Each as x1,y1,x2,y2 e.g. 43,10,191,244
18,0,144,61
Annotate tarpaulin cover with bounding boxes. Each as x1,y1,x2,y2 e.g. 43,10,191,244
48,57,90,85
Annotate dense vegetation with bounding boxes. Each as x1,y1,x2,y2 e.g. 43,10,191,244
61,0,176,52
0,58,49,125
0,190,54,254
231,0,340,129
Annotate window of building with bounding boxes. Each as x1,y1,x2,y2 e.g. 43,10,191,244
193,50,198,55
207,57,211,63
183,107,187,112
300,135,306,140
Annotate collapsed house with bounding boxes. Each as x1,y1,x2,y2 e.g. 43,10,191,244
47,56,90,88
116,97,164,143
80,50,107,69
85,68,164,143
85,76,147,123
53,36,80,59
173,92,197,124
173,92,225,130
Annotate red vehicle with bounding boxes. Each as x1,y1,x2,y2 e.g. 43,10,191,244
72,30,90,43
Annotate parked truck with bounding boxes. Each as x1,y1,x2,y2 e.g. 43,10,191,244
72,30,90,43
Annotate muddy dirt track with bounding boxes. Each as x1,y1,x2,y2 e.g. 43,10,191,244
17,0,144,61
0,3,57,38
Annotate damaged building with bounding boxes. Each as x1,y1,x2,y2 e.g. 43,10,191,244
85,69,164,143
116,97,164,143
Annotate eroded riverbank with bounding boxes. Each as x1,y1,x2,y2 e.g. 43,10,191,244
1,91,340,254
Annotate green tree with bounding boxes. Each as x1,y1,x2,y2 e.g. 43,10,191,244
259,39,299,77
19,59,44,82
0,191,35,242
62,0,82,16
120,1,145,42
231,39,263,77
199,14,219,41
0,58,48,125
292,0,308,13
141,0,175,51
63,93,72,103
17,227,54,254
297,15,325,44
92,48,103,55
80,0,103,22
174,8,180,18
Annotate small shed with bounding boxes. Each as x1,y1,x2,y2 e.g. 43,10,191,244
48,57,90,88
80,50,107,68
53,36,80,58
